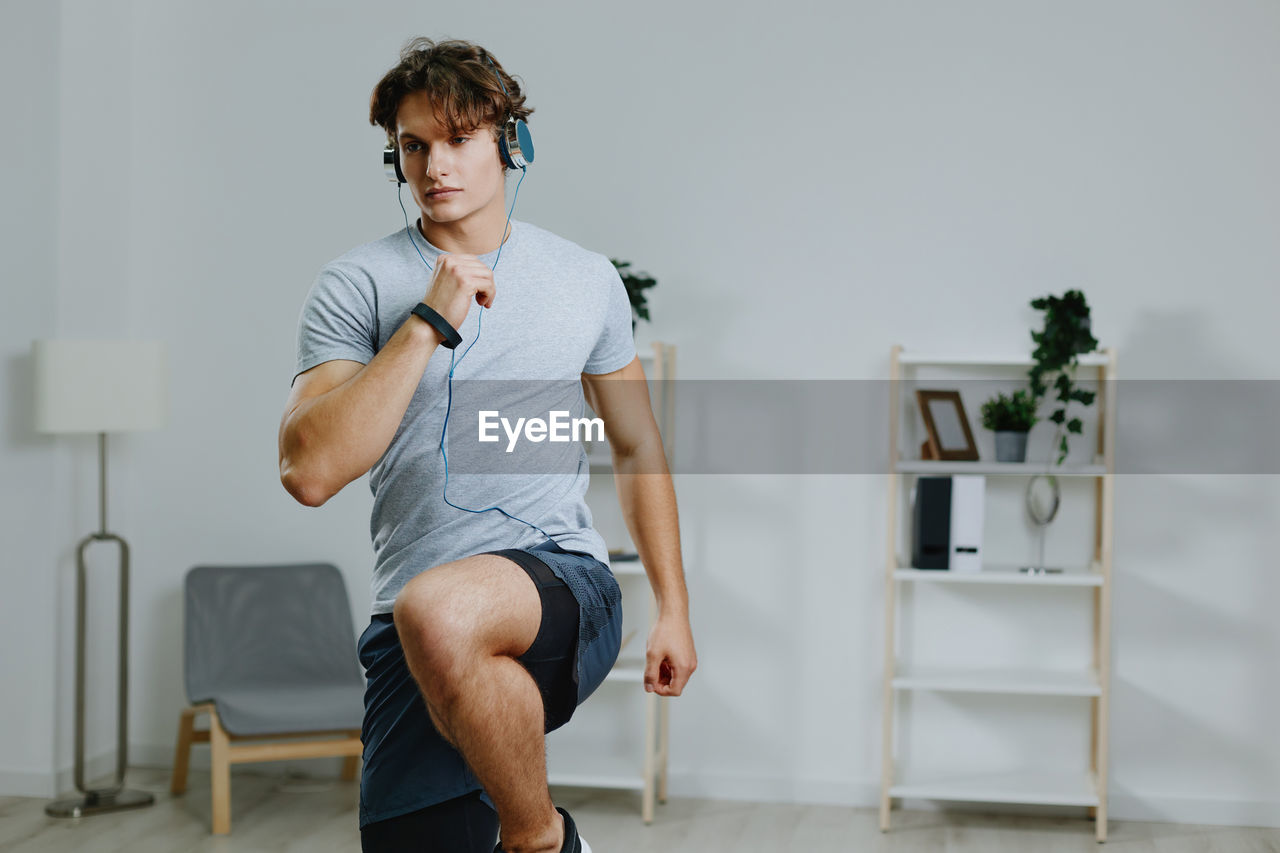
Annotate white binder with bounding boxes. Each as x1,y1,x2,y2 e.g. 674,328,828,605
948,475,985,573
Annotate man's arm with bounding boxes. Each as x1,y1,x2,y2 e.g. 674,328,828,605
279,318,444,507
280,254,498,507
582,357,697,697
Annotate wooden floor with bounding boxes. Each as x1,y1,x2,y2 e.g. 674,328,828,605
2,767,1277,852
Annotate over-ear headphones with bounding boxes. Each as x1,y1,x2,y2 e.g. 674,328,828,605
386,53,549,547
383,55,534,183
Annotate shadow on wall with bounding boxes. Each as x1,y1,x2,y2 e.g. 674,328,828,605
1116,307,1280,806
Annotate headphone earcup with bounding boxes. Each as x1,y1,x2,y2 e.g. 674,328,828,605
383,146,406,184
499,118,535,170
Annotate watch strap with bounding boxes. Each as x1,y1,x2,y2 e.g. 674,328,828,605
410,303,462,349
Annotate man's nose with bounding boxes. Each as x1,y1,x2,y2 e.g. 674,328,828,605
425,148,448,178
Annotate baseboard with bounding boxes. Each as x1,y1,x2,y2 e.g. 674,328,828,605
1,750,121,799
1108,790,1280,831
119,748,1280,831
659,771,1280,830
0,768,55,799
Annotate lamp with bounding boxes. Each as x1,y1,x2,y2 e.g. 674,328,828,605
33,339,168,818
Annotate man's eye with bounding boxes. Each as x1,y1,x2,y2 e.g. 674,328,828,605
404,142,422,153
451,136,469,145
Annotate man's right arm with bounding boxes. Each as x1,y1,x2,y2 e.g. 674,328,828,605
278,316,444,507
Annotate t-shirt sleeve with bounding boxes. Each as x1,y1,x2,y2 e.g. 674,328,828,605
583,260,637,374
293,266,377,386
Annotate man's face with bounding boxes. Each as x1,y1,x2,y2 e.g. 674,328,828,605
396,90,505,231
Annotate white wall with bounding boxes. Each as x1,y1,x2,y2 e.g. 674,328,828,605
0,0,61,798
3,0,1278,829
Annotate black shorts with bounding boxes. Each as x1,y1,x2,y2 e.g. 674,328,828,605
359,543,584,852
488,545,582,733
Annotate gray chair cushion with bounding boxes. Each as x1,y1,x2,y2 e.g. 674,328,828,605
183,563,365,736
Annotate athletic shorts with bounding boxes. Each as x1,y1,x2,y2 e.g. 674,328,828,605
357,540,623,831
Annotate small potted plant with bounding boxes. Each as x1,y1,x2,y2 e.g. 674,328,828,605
980,387,1039,462
610,259,657,333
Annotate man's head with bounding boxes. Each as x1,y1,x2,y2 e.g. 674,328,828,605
370,38,533,173
370,38,532,234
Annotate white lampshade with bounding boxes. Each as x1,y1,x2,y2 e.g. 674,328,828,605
32,340,168,434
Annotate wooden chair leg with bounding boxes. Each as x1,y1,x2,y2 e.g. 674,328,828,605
340,735,361,782
209,708,232,835
170,706,196,795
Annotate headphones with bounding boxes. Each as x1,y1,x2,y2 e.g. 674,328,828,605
383,56,535,183
383,51,552,546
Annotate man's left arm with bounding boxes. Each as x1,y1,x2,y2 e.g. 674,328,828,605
582,357,697,697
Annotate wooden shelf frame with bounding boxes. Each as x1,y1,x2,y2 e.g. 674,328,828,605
547,342,676,824
878,345,1117,842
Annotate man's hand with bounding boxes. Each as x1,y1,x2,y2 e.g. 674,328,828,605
423,253,496,330
644,613,697,696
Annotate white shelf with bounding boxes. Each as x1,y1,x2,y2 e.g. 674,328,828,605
605,657,646,684
892,665,1101,696
566,341,674,823
889,769,1100,807
609,558,645,576
894,563,1103,587
882,344,1115,840
895,460,1107,477
548,771,645,791
548,743,646,792
897,351,1111,368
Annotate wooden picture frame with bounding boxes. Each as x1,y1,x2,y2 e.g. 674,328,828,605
915,389,979,461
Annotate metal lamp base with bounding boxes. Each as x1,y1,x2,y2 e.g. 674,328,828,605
47,435,155,821
46,788,154,818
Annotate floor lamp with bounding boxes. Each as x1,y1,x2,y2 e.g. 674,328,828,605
33,339,168,818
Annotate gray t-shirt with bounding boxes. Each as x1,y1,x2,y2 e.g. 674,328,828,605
294,219,636,614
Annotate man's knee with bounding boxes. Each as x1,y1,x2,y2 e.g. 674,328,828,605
394,581,476,684
392,556,541,685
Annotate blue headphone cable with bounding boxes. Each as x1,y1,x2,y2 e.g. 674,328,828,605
398,169,555,544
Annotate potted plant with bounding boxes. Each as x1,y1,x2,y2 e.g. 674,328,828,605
610,259,656,332
1027,290,1099,465
980,387,1039,462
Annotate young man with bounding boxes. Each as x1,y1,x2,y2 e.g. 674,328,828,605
278,38,696,853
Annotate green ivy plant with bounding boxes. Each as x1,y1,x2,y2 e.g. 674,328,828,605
980,388,1040,432
610,259,657,331
1027,289,1100,465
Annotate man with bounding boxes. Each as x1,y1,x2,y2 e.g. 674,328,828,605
278,38,696,853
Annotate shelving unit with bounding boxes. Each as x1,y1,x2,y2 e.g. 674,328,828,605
879,344,1118,842
547,342,676,823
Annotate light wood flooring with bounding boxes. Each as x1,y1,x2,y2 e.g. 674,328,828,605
1,767,1277,852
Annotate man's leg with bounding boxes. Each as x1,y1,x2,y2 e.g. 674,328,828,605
393,554,565,853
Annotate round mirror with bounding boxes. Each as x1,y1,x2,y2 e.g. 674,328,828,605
1025,474,1061,526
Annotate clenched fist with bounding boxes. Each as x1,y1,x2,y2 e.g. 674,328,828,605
422,253,496,331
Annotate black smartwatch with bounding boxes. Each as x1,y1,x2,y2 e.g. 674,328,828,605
410,303,462,349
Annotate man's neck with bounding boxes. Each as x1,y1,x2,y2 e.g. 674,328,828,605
418,212,511,256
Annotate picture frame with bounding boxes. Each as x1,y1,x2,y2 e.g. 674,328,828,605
915,389,979,461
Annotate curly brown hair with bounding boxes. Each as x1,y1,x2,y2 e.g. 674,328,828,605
369,38,533,160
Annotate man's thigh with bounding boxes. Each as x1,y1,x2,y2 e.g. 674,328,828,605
394,552,543,661
392,548,582,731
488,547,582,733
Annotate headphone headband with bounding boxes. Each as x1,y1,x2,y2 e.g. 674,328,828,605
383,53,534,183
